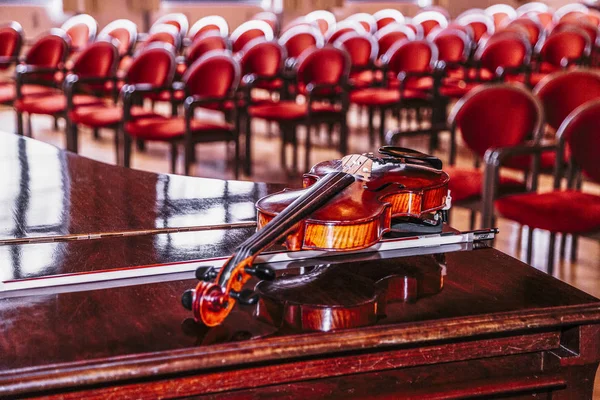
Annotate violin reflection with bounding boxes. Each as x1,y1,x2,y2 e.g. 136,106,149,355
255,254,446,332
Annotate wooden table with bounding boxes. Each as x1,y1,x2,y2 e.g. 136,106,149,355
0,133,599,399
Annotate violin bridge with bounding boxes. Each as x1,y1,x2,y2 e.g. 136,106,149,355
341,154,373,180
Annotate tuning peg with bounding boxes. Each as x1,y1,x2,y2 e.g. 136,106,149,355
181,289,195,310
229,289,259,306
195,266,218,282
245,265,276,281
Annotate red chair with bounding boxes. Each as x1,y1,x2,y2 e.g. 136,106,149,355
231,20,274,53
247,46,350,171
373,9,405,31
278,24,324,61
98,19,138,58
345,13,377,34
178,31,228,76
529,27,592,86
305,10,336,36
188,16,229,42
504,18,544,47
325,20,366,44
238,39,287,175
145,24,181,52
0,21,23,72
439,31,531,99
253,11,279,36
553,4,590,24
122,50,241,176
446,84,543,229
516,3,555,28
67,43,176,158
334,31,378,90
412,11,449,37
15,39,119,149
454,12,495,43
0,30,67,107
374,23,416,59
351,39,439,148
485,4,517,28
61,14,97,52
428,28,472,82
491,99,600,273
153,13,189,41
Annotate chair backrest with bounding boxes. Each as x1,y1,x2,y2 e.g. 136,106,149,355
516,2,552,16
533,69,600,132
505,18,543,46
98,19,137,57
374,23,416,58
25,29,70,68
536,27,591,68
230,20,274,53
187,31,228,65
183,50,240,99
334,31,378,69
325,20,366,43
475,31,531,73
278,25,324,59
253,11,279,35
345,13,377,34
412,11,448,37
305,10,336,35
238,38,285,78
557,99,600,183
153,13,189,39
189,16,229,41
126,43,176,87
552,20,599,47
0,21,23,70
554,4,589,24
448,84,544,158
428,28,471,64
383,39,438,76
455,12,495,42
485,4,517,28
404,21,425,39
296,46,350,92
61,14,97,51
146,24,181,51
373,9,405,31
72,39,118,78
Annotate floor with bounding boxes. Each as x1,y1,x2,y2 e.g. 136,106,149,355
1,103,599,397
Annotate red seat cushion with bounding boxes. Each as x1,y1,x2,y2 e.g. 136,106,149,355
439,82,481,98
350,88,429,106
445,166,525,203
495,190,600,233
0,83,58,103
14,94,105,115
249,101,342,121
125,117,233,141
69,105,162,127
147,90,186,102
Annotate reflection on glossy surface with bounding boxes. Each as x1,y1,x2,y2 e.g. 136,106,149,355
0,132,280,241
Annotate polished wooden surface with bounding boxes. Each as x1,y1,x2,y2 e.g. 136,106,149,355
0,131,598,398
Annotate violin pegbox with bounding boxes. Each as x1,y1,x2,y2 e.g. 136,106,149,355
341,154,373,181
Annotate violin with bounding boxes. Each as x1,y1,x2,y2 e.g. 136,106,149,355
181,147,450,327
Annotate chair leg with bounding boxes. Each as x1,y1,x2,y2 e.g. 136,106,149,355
570,235,579,262
53,116,59,131
304,124,312,172
292,126,298,171
234,138,240,180
184,142,194,176
136,139,146,152
339,119,349,155
379,108,386,146
547,232,556,275
114,128,121,165
469,210,476,230
245,115,252,176
280,125,287,169
27,114,33,137
170,142,178,174
123,134,132,168
67,122,79,153
16,112,24,136
526,227,534,265
93,128,100,140
368,107,375,147
559,233,567,260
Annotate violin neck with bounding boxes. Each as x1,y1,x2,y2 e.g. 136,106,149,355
219,171,356,286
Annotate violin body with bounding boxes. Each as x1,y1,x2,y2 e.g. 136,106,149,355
256,155,450,251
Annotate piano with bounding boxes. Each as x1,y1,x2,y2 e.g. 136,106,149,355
1,132,599,399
